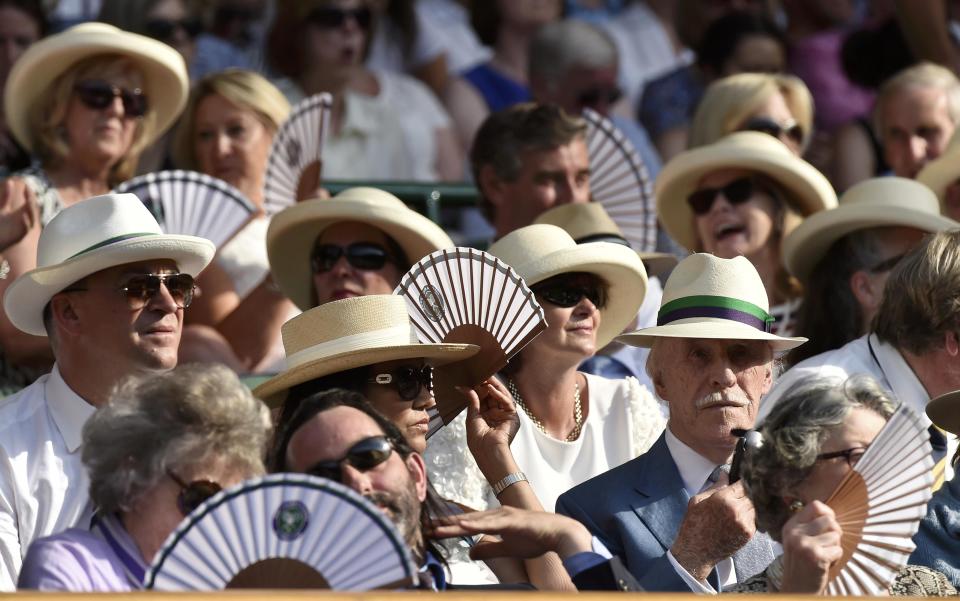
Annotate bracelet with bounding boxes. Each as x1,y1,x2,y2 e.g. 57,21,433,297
492,472,528,496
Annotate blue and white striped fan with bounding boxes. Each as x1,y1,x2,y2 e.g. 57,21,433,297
263,93,333,215
582,108,657,253
145,473,418,590
114,170,256,248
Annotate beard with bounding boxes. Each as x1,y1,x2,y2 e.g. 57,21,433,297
366,487,424,558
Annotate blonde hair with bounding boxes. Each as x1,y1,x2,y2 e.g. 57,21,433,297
172,68,291,170
28,54,156,186
875,62,960,140
689,73,814,152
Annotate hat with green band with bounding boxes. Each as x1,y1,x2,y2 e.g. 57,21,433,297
4,193,215,336
618,253,806,351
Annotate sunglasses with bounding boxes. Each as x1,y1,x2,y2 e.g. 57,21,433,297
144,18,204,42
577,86,623,109
74,80,148,118
307,436,394,483
867,252,908,274
368,365,433,401
742,117,804,147
311,242,391,273
687,176,758,215
306,7,372,30
168,470,222,516
532,282,607,309
815,446,868,468
64,273,196,310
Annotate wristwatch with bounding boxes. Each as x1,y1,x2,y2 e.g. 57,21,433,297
492,472,528,496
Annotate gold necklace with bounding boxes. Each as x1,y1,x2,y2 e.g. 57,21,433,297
507,377,584,442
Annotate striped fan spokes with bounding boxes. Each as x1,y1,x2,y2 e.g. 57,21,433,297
824,405,934,595
145,473,418,590
582,108,656,253
263,93,333,215
394,247,547,433
114,170,256,248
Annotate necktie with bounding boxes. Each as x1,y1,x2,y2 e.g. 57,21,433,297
929,425,948,491
706,465,774,583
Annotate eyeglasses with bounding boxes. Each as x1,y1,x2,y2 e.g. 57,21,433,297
144,18,204,42
310,242,391,273
687,176,758,215
168,470,222,516
367,365,434,401
306,7,372,30
74,80,148,118
742,117,805,147
306,436,394,483
532,282,607,309
815,446,868,467
577,86,623,109
63,273,197,310
867,252,908,274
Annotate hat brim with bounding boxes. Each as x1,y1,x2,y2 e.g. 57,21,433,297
617,319,806,352
926,390,960,434
918,147,960,207
4,234,214,336
267,199,453,310
253,342,479,408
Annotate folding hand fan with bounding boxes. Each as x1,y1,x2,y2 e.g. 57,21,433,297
263,92,333,215
395,247,547,436
582,108,657,253
823,405,934,595
114,170,256,248
145,473,418,590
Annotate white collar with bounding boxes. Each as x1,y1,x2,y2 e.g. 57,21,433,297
45,364,96,453
664,427,718,496
869,334,931,420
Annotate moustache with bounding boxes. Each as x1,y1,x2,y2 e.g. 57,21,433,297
695,391,750,409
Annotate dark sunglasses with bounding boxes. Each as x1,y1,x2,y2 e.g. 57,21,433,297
311,242,391,273
687,176,757,215
74,80,148,118
867,252,908,274
815,446,868,468
144,18,204,42
306,7,372,30
64,273,196,310
306,436,394,483
742,117,804,146
168,470,222,516
532,282,607,309
368,365,433,401
578,86,622,109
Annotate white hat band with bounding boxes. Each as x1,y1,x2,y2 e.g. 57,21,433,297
284,324,418,370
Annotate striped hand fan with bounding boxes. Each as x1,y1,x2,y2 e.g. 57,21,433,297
824,405,934,595
114,170,256,248
145,473,418,590
395,247,547,436
582,108,656,253
263,92,333,215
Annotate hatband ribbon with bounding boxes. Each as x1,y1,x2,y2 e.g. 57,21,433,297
284,323,420,370
657,294,775,333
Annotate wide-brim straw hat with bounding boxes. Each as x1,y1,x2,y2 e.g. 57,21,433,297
534,202,678,278
487,224,647,348
4,22,189,153
656,131,838,251
4,193,214,336
267,187,454,310
253,295,479,407
618,253,806,351
926,390,960,434
784,177,958,283
918,129,960,211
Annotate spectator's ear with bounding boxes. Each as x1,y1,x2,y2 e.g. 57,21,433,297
48,292,80,338
849,269,882,316
479,164,506,209
404,452,428,503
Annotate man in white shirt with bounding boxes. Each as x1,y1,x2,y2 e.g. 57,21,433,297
557,253,808,591
0,194,214,589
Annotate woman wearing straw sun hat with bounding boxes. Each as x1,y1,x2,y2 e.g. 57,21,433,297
656,130,837,337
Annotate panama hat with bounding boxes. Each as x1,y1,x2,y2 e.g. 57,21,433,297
4,193,215,336
487,224,647,348
918,129,960,211
267,187,454,310
926,390,960,434
783,177,958,283
618,253,806,351
4,22,189,153
253,295,479,407
534,203,677,278
655,131,838,251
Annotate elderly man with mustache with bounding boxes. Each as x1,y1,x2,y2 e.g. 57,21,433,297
556,253,808,592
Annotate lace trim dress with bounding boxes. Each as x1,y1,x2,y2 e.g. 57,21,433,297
727,563,957,595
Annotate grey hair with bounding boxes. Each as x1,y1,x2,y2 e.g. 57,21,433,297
742,374,897,540
83,363,272,514
529,20,617,84
875,62,960,141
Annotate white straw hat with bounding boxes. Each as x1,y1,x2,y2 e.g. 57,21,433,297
655,131,837,251
784,177,958,283
618,253,806,351
4,193,215,336
4,22,189,152
267,187,454,310
487,224,648,348
253,295,479,407
918,128,960,211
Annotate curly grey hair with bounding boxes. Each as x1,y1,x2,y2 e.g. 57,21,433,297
83,363,272,514
742,374,897,540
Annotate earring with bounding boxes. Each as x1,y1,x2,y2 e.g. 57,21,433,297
789,500,804,514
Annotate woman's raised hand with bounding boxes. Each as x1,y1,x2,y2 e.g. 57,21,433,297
461,377,521,480
778,500,843,594
0,178,38,254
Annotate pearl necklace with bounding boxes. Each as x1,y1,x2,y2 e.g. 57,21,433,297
507,377,584,442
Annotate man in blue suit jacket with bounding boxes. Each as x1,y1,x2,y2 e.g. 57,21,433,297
557,254,807,591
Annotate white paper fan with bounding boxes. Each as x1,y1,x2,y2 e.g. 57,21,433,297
145,473,418,590
394,247,547,435
824,405,933,595
114,170,256,248
263,92,333,215
582,108,656,253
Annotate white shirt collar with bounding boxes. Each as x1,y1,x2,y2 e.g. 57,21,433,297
869,334,931,419
45,364,96,453
664,427,718,496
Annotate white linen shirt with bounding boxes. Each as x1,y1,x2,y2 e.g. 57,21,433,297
0,365,95,590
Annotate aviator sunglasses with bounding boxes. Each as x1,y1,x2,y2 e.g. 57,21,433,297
74,80,148,118
307,436,394,483
306,6,372,29
311,242,391,273
144,18,204,42
742,117,804,147
687,176,759,215
532,280,607,309
63,273,197,310
168,470,222,516
368,365,434,401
